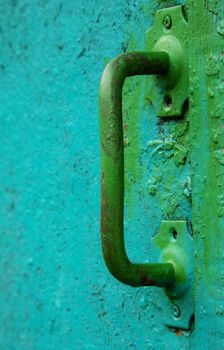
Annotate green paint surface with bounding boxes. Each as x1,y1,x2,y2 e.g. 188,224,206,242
189,0,224,347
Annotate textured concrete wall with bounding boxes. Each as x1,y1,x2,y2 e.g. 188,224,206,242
0,1,194,349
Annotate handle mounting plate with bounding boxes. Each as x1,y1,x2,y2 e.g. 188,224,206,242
146,5,188,117
153,220,194,330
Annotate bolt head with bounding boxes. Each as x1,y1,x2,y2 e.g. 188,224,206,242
163,15,172,30
172,304,181,318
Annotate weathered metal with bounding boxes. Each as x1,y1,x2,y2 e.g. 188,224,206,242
189,0,224,344
99,51,178,287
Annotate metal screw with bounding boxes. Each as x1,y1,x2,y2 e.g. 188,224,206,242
172,304,181,318
164,95,172,109
163,15,172,30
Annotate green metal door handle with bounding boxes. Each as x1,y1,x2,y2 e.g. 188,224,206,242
99,51,177,288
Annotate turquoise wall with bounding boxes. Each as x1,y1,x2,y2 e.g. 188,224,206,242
0,1,194,349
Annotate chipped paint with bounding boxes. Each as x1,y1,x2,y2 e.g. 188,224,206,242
189,0,224,347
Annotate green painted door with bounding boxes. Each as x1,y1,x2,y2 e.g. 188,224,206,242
0,1,223,349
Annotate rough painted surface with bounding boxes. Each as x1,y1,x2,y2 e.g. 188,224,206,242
189,0,224,348
0,1,194,349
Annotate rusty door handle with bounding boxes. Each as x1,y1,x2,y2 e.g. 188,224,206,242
99,51,176,288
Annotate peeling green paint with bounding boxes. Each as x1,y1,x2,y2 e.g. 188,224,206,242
189,0,224,346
